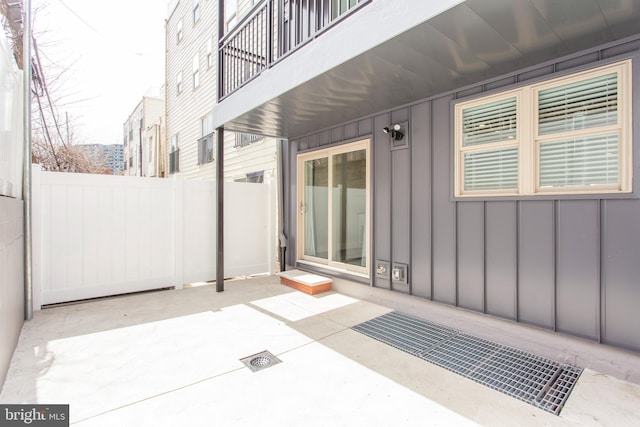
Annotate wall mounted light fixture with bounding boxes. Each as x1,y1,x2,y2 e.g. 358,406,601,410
383,124,404,141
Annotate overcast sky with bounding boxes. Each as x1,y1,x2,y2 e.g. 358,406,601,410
34,0,167,146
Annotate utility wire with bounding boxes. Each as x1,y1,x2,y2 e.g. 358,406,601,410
55,0,101,36
53,0,159,57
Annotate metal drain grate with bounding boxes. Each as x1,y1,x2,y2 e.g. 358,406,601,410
240,350,282,372
353,312,582,415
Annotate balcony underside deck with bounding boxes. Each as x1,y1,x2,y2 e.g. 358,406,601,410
216,0,640,139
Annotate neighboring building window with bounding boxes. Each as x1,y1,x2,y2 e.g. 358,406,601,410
224,0,259,32
192,55,200,89
234,132,262,148
193,0,201,23
177,18,183,43
198,136,214,165
198,113,214,165
177,71,183,94
169,134,180,174
297,139,370,276
224,0,238,32
206,38,213,69
454,60,632,197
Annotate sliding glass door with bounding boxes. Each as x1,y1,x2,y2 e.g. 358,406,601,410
297,139,370,275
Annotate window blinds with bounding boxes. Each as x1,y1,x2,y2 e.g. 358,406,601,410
538,73,617,135
538,71,620,189
461,97,518,191
539,134,618,188
464,147,518,191
462,97,517,147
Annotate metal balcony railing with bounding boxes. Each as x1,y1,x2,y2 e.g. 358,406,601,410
218,0,370,100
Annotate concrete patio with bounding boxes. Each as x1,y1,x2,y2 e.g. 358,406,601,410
1,275,640,426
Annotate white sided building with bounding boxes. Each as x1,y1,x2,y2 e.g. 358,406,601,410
123,92,165,177
165,0,276,183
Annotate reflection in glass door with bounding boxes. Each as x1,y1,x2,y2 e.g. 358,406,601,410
303,157,328,260
332,149,367,267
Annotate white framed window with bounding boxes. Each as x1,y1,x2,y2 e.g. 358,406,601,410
198,113,214,165
177,18,183,43
454,60,632,197
176,71,183,94
224,0,238,32
192,0,201,23
202,111,214,136
297,139,370,276
170,134,179,152
192,55,200,89
169,134,179,174
206,38,213,69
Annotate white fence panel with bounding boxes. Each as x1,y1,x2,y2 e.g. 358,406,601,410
224,181,274,278
182,179,216,284
32,169,274,308
181,180,275,283
33,170,174,306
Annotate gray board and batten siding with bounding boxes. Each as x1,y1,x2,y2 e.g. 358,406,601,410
288,37,640,354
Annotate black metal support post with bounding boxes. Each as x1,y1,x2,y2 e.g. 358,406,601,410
216,126,224,292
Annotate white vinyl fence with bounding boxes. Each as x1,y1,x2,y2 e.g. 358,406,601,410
32,168,275,308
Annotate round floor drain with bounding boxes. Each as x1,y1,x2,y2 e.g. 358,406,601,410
240,350,282,372
250,356,273,368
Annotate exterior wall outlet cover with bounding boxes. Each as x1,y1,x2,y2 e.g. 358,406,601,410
375,260,390,279
391,263,408,285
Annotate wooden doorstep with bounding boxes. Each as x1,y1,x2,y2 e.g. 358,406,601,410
279,273,333,295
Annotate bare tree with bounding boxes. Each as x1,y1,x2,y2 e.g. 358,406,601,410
2,0,110,173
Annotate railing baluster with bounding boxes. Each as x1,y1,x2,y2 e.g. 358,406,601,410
218,0,370,100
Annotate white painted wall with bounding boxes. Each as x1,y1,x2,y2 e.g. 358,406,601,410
32,168,275,308
0,196,24,389
0,27,23,198
0,26,25,390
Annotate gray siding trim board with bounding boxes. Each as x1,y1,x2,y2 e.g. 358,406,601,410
411,102,431,299
287,38,640,354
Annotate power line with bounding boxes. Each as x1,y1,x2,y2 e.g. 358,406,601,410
53,0,162,58
55,0,101,36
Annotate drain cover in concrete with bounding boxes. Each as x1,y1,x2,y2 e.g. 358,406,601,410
240,350,282,372
353,311,582,415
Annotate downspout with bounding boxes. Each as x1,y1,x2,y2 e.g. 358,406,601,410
155,122,160,177
164,16,169,178
23,0,33,320
276,139,287,271
139,122,143,176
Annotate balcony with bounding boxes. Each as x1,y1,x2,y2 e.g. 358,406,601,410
215,0,640,140
218,0,370,101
